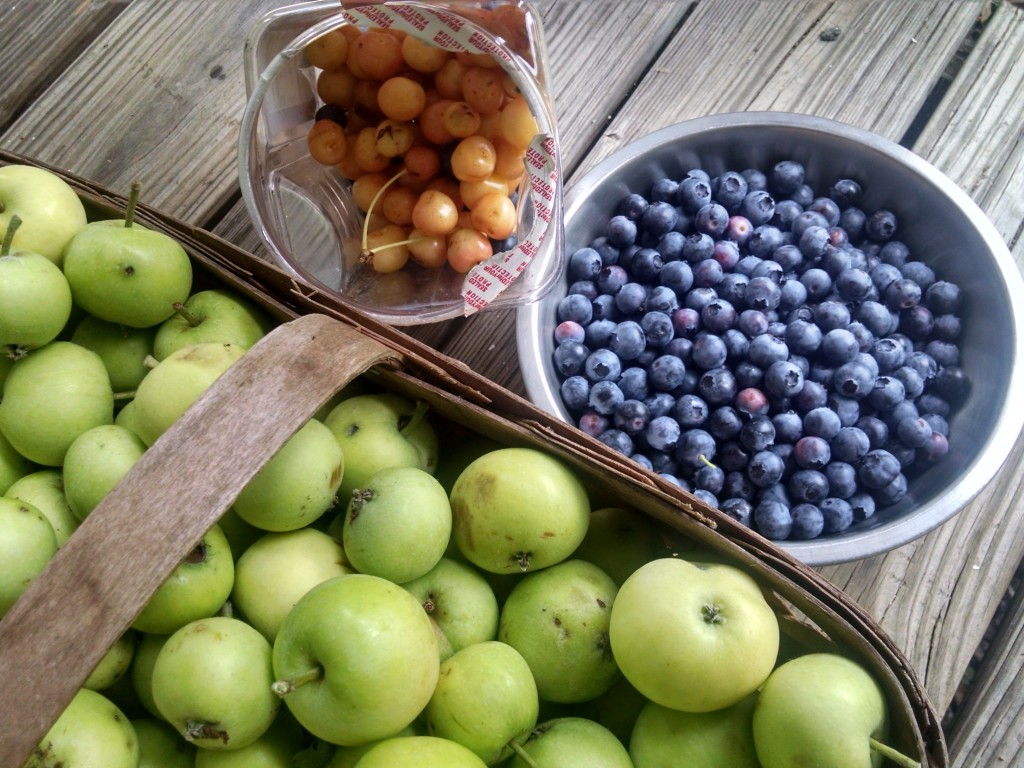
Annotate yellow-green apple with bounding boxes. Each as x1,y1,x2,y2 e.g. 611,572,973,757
0,340,114,466
325,723,420,768
216,507,263,562
571,506,666,586
576,673,649,746
433,434,503,494
192,708,305,768
609,558,779,713
401,556,500,660
232,418,344,532
0,496,57,617
342,465,451,583
61,191,193,328
153,288,273,360
0,427,33,494
449,447,591,574
0,216,73,357
424,640,539,764
132,717,196,768
507,717,633,768
131,632,171,720
131,523,234,635
151,616,279,751
84,630,138,692
271,573,440,746
4,468,79,546
353,735,488,768
629,695,760,768
62,423,147,521
232,528,353,642
498,559,619,703
323,393,439,499
752,653,919,768
131,341,245,446
25,688,138,768
0,163,88,266
71,315,157,392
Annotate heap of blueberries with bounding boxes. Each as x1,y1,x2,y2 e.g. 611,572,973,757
552,159,968,541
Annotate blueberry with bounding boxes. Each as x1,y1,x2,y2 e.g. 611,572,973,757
788,469,830,504
718,441,752,472
588,380,625,415
698,367,739,406
925,339,960,367
827,393,860,426
713,239,742,270
554,341,590,376
820,497,854,533
591,295,619,322
739,190,776,226
664,337,693,365
932,314,962,341
735,361,764,390
676,428,717,469
790,503,825,540
557,293,593,325
590,236,620,265
617,193,649,220
721,498,754,526
855,301,896,336
614,399,652,435
876,472,908,505
596,264,628,295
916,393,951,418
905,351,938,382
807,196,841,227
830,426,871,463
849,492,876,521
835,268,873,302
803,406,842,439
598,428,634,456
735,386,770,417
754,498,793,540
798,225,831,260
926,280,963,314
630,453,654,471
879,240,910,267
568,280,598,302
747,334,789,367
813,301,851,332
722,328,751,361
857,448,901,489
714,170,749,210
771,160,805,195
821,328,859,365
832,360,874,399
683,231,715,263
824,461,858,499
698,299,736,334
554,320,586,345
657,230,687,261
559,375,590,412
793,435,831,470
691,333,729,370
747,449,786,488
695,463,726,494
644,391,677,419
692,258,725,288
891,365,925,399
741,168,768,191
640,311,674,348
606,215,638,247
867,375,906,411
660,261,695,296
745,276,782,312
708,405,744,440
684,287,719,312
614,283,648,315
578,411,609,438
934,365,970,404
677,176,713,213
772,200,805,232
800,268,833,301
584,348,623,382
793,379,828,412
584,318,616,348
568,247,603,281
726,215,754,245
925,431,950,461
644,415,681,452
671,307,701,338
694,202,730,238
839,207,867,241
650,178,680,203
883,278,922,310
649,355,687,391
718,273,750,306
764,360,805,399
865,209,898,242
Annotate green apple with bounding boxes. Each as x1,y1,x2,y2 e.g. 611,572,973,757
433,434,503,494
498,558,619,703
576,673,649,746
132,632,172,720
342,465,451,583
401,556,500,658
133,717,197,768
630,695,759,768
450,447,591,574
326,724,420,768
323,393,439,499
232,418,345,532
609,558,779,713
507,717,633,768
62,186,193,328
84,629,138,692
193,707,306,767
0,427,34,495
5,468,79,546
752,653,919,768
424,640,539,764
25,687,138,768
131,522,234,635
0,496,57,617
272,573,440,746
153,288,273,360
571,506,666,586
232,527,353,642
0,216,73,357
0,340,114,466
0,163,88,266
132,341,246,446
71,314,157,392
352,735,488,767
114,397,141,435
152,616,279,751
62,423,147,521
217,506,263,561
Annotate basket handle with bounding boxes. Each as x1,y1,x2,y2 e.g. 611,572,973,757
0,313,402,766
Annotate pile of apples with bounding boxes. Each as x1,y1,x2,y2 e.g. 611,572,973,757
0,164,921,767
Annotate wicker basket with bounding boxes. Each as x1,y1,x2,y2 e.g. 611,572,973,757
0,150,946,767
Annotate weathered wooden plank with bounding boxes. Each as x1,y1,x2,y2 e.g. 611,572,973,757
0,0,284,223
0,1,125,127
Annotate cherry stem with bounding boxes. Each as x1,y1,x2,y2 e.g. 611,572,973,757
271,666,323,697
360,168,408,249
698,453,717,469
172,301,202,328
507,740,539,768
868,737,921,768
1,214,22,256
124,181,141,228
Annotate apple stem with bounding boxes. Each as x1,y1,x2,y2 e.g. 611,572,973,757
360,168,409,251
271,666,323,697
507,739,540,768
124,181,142,228
399,400,430,438
172,301,202,328
143,354,161,370
1,214,21,256
113,390,137,401
868,737,921,768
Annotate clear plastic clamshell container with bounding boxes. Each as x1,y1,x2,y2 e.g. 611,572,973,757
238,0,563,325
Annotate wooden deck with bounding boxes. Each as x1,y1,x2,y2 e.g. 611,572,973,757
2,1,1023,764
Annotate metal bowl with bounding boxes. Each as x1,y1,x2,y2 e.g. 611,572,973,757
517,111,1024,565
